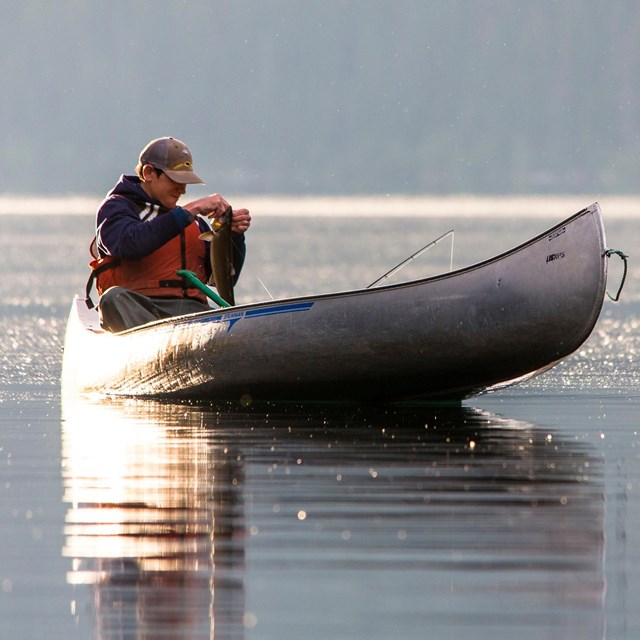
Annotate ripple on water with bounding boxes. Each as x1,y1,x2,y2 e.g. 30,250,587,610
0,314,64,389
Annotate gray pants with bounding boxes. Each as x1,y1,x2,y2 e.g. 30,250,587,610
99,286,210,332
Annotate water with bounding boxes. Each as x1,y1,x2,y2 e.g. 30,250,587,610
1,197,639,639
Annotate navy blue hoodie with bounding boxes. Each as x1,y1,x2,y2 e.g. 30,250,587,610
95,174,246,282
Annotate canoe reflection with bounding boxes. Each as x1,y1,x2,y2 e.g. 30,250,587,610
62,399,245,639
61,399,605,640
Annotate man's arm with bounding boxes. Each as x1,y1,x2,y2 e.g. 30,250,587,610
96,196,194,259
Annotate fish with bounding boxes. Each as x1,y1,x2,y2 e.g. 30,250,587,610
199,206,236,306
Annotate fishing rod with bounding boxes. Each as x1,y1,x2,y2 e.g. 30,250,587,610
257,277,276,300
367,229,455,289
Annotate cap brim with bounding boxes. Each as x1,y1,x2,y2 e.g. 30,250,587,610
164,169,204,185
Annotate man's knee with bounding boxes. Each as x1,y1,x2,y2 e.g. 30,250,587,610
99,286,128,308
98,287,157,332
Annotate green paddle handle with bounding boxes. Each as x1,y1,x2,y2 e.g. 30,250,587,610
177,270,231,308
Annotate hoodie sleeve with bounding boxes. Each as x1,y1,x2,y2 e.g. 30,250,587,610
96,195,195,260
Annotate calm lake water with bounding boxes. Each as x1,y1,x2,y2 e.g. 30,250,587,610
1,196,639,639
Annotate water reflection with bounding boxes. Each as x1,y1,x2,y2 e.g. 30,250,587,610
62,399,245,639
61,398,605,640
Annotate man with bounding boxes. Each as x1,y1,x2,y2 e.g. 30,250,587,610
89,136,251,332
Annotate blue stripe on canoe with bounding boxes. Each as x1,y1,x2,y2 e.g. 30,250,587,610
187,301,314,328
244,302,315,318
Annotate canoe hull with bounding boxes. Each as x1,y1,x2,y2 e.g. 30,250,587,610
62,204,607,403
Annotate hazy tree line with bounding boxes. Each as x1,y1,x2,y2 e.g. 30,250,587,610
1,0,639,195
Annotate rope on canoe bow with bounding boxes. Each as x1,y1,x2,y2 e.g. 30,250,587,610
603,249,628,302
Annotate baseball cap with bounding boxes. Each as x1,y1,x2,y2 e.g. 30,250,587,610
139,137,204,184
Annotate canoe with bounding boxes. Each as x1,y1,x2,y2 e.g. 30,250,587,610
62,202,609,404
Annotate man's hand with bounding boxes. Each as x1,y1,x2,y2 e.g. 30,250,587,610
230,208,251,233
183,193,230,218
184,194,251,233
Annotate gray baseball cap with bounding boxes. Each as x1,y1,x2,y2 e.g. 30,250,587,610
139,137,204,184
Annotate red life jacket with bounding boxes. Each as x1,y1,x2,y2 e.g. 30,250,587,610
87,221,208,306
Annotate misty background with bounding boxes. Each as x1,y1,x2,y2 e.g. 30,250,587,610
1,0,639,197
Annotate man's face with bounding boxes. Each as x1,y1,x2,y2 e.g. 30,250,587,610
142,166,187,209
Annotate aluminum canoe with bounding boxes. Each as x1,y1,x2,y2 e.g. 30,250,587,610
61,203,608,404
